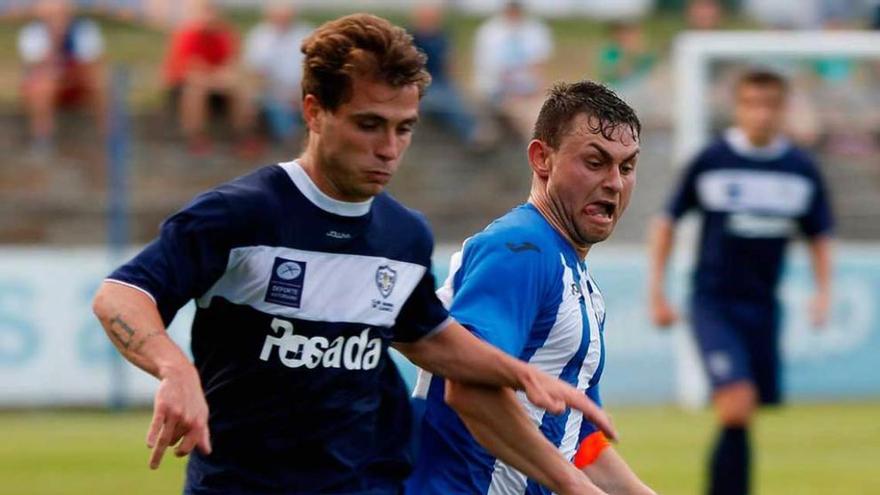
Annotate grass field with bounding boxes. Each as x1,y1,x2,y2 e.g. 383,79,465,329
1,402,878,494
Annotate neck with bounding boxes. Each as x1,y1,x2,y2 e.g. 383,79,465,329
528,181,590,260
297,145,350,203
742,128,776,148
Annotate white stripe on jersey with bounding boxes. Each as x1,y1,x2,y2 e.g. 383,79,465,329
696,169,813,216
487,255,603,495
420,248,605,495
197,245,426,327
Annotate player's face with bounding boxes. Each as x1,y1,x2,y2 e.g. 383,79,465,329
310,77,420,202
544,114,639,245
734,83,786,146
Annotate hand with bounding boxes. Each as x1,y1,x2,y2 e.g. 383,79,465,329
809,291,831,328
521,369,618,442
146,363,211,469
650,293,678,328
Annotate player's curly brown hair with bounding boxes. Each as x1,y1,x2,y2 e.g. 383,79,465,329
300,13,431,111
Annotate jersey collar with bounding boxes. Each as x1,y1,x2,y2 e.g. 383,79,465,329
724,127,790,161
279,160,373,217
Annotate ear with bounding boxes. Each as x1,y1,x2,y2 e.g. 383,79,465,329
527,139,552,180
302,94,324,134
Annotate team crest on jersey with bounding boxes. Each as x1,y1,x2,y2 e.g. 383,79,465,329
265,257,307,308
375,265,397,299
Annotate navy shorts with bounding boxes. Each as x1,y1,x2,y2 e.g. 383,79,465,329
690,294,782,405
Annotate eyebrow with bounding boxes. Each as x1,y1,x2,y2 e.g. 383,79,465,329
587,142,640,164
351,112,419,126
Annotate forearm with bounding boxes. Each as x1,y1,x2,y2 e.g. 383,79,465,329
647,217,675,298
583,447,655,495
396,323,528,389
808,235,832,295
92,281,192,379
446,381,604,495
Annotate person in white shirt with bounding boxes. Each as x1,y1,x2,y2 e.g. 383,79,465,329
18,0,107,154
472,0,553,141
243,0,313,143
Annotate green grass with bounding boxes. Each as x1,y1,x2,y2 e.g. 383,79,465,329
1,402,878,494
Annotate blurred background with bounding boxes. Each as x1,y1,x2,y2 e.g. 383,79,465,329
0,0,878,493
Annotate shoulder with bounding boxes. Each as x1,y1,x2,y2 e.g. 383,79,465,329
476,17,504,38
696,138,730,163
18,20,47,39
373,193,435,252
463,205,561,268
202,164,289,225
785,146,821,173
525,18,551,36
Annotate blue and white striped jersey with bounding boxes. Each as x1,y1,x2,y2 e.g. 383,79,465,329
407,203,606,495
107,161,450,494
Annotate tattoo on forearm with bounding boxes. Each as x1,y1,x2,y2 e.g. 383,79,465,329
108,314,162,352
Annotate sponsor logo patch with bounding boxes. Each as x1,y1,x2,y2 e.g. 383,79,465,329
265,257,306,308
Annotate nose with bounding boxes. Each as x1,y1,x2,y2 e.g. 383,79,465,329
374,130,400,163
602,164,624,193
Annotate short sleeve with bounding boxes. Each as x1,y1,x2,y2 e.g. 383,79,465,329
18,23,50,64
391,265,450,343
106,191,243,326
448,236,553,357
665,154,705,221
799,167,834,238
72,19,104,62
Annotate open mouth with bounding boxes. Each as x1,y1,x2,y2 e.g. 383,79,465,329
584,200,617,220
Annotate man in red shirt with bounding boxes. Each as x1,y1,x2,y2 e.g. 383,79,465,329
163,1,258,156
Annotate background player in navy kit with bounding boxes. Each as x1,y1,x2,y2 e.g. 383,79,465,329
408,81,654,495
648,70,834,495
91,13,614,495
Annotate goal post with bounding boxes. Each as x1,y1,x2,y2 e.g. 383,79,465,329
673,30,880,167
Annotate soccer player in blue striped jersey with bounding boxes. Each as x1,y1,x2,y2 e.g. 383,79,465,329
91,14,614,495
408,81,655,495
649,70,834,495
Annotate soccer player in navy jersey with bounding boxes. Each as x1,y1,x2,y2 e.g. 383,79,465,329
91,13,615,495
648,70,834,495
407,81,654,495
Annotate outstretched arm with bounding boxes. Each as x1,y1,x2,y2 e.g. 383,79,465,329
92,281,211,469
395,322,616,440
444,381,607,495
581,447,655,495
647,216,678,327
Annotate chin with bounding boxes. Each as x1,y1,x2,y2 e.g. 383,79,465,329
578,225,615,245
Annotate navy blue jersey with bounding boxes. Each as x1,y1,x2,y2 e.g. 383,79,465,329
107,161,450,494
408,204,605,495
666,128,834,301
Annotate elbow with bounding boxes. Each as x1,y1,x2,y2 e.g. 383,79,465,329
91,284,114,323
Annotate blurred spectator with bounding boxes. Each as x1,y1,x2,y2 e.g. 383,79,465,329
17,0,108,156
243,0,312,144
473,0,553,141
686,0,723,30
743,0,821,29
597,21,656,89
163,0,259,157
595,19,669,127
410,2,490,149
